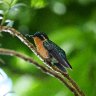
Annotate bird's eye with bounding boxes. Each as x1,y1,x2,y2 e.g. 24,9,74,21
41,35,45,39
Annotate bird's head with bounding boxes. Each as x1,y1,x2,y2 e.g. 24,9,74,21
32,32,49,40
26,32,49,46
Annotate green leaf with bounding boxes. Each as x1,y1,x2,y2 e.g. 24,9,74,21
11,0,18,6
31,0,47,9
3,0,18,7
0,0,3,4
3,0,12,5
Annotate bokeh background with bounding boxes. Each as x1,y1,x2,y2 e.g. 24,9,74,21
0,0,96,96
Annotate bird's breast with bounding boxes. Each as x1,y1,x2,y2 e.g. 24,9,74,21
37,42,49,58
33,37,49,58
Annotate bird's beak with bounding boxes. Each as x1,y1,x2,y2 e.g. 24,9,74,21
25,34,34,38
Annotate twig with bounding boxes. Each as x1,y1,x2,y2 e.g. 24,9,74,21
0,26,85,96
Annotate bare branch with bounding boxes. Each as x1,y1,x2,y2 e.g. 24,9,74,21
0,26,85,96
0,48,77,95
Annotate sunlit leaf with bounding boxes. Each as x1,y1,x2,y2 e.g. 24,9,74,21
0,10,4,15
0,68,13,96
11,3,27,9
3,0,12,5
0,0,18,10
10,0,18,6
31,0,47,9
7,3,26,19
0,1,9,10
5,19,14,27
0,0,3,4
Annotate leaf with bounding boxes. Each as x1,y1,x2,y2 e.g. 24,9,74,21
0,0,3,4
0,10,4,15
3,0,12,5
2,0,18,8
10,0,18,6
11,3,27,9
31,0,47,9
0,1,9,10
7,3,26,19
5,19,14,27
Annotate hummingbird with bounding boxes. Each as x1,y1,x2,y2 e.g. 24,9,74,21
28,32,72,72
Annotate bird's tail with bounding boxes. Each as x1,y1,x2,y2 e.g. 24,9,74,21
64,59,72,69
54,63,66,72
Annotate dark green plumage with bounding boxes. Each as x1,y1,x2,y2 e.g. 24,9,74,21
43,40,72,72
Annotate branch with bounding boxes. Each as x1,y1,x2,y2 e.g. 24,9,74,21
0,26,85,96
0,48,77,95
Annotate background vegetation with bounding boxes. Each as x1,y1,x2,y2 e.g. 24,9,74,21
0,0,96,96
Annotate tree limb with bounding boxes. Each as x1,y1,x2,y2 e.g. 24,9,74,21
0,48,77,95
0,26,85,96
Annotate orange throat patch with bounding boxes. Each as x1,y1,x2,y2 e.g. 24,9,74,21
33,37,49,59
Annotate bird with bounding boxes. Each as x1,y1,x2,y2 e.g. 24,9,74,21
28,32,72,72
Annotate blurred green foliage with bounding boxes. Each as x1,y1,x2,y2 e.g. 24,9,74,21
0,0,96,96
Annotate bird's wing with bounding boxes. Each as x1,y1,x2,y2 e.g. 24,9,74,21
43,40,72,69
